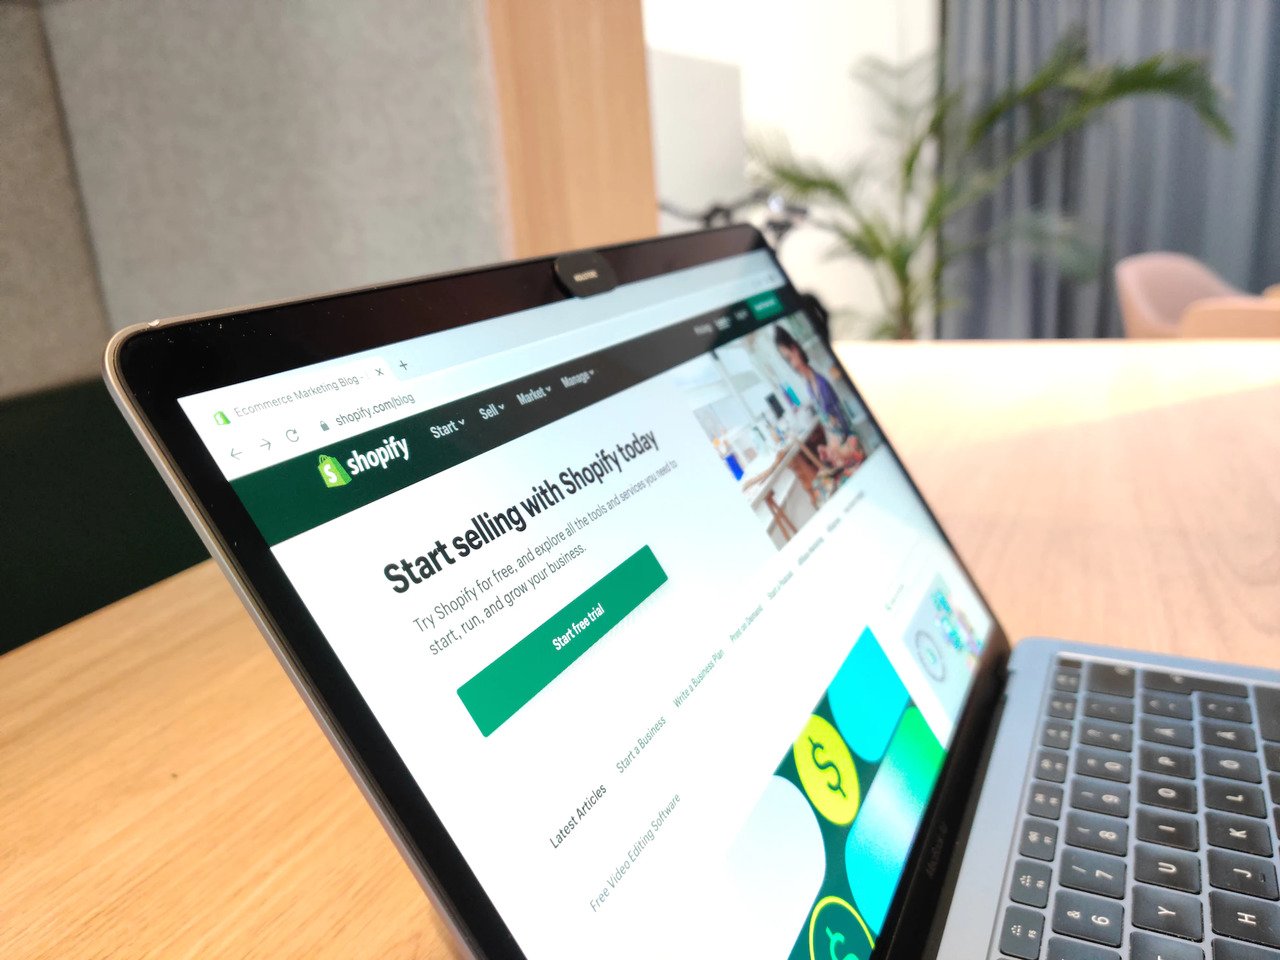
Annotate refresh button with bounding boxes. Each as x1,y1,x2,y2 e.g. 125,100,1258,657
285,428,299,443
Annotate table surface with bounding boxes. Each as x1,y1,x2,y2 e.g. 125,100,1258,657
4,340,1279,958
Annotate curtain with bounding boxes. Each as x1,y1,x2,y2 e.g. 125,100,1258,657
940,0,1280,338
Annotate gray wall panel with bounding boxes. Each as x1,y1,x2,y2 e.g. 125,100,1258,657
42,0,510,329
0,1,111,399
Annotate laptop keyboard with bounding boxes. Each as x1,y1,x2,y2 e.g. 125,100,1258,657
997,657,1280,960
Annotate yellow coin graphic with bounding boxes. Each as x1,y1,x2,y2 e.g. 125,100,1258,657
808,895,875,960
793,715,860,826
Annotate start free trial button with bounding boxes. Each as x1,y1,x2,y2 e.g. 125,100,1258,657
457,545,667,736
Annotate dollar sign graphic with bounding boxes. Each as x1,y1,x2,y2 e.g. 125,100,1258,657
826,926,851,960
809,736,846,797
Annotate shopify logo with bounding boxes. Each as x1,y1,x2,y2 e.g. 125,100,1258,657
317,435,410,489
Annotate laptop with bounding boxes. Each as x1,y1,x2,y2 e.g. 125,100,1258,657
104,226,1280,960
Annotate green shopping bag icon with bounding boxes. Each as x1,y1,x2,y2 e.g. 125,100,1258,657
318,454,352,488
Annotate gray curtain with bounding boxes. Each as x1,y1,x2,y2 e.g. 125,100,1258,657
941,0,1280,338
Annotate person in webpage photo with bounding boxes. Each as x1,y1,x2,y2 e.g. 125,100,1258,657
103,226,1280,960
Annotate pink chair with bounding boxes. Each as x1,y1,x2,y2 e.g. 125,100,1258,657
1178,297,1280,338
1114,252,1240,338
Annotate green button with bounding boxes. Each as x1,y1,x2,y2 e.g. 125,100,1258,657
457,546,667,736
747,291,783,320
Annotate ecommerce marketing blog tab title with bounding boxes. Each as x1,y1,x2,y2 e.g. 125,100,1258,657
382,430,661,594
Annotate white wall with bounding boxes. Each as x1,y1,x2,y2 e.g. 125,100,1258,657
644,0,938,336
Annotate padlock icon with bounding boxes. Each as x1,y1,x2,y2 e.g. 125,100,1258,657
320,420,330,431
318,454,351,488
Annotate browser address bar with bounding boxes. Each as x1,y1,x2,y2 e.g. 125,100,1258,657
402,269,783,409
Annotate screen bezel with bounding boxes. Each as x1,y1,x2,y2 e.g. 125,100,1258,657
107,224,1011,959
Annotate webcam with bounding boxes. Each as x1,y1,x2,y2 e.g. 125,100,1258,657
553,250,618,298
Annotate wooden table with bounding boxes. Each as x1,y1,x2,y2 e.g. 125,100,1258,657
4,341,1279,958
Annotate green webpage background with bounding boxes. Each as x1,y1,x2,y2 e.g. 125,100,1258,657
245,293,990,957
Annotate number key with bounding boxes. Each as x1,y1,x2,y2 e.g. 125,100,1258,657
1020,817,1060,861
1066,811,1128,856
1141,692,1193,720
1043,720,1073,750
1084,694,1134,724
1077,747,1132,783
1048,694,1077,719
1072,778,1130,818
1201,693,1252,724
1011,858,1053,908
1029,781,1064,820
1000,904,1046,959
1060,847,1126,898
1037,749,1069,783
1080,720,1133,752
1053,890,1124,947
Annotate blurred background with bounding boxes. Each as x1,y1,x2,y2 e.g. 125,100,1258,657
2,0,1278,651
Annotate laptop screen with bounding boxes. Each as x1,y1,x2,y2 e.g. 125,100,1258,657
177,248,995,957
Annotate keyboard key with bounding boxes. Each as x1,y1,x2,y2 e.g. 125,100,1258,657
1037,749,1069,783
1202,721,1258,753
1263,743,1280,773
1029,782,1065,820
1252,686,1280,742
1072,778,1131,818
1044,720,1074,750
1061,847,1126,898
1077,747,1132,783
1142,717,1195,749
1204,747,1262,784
1049,693,1078,720
1054,890,1124,947
1045,937,1119,960
1130,931,1204,960
1143,671,1246,698
1001,904,1047,959
1021,818,1060,860
1084,694,1135,724
1142,746,1197,780
1081,720,1134,752
1201,694,1253,725
1270,774,1280,805
1143,692,1194,721
1205,779,1268,819
1144,671,1201,695
1210,938,1280,960
1209,891,1280,947
1088,663,1136,698
1012,858,1054,908
1139,775,1198,813
1135,844,1201,893
1207,811,1273,857
1208,849,1279,900
1138,808,1200,851
1054,666,1082,694
1066,811,1128,856
1133,885,1204,941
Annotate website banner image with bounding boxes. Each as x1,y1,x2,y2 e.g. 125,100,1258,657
671,310,883,548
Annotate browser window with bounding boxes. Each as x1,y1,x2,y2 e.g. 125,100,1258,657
178,250,994,958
